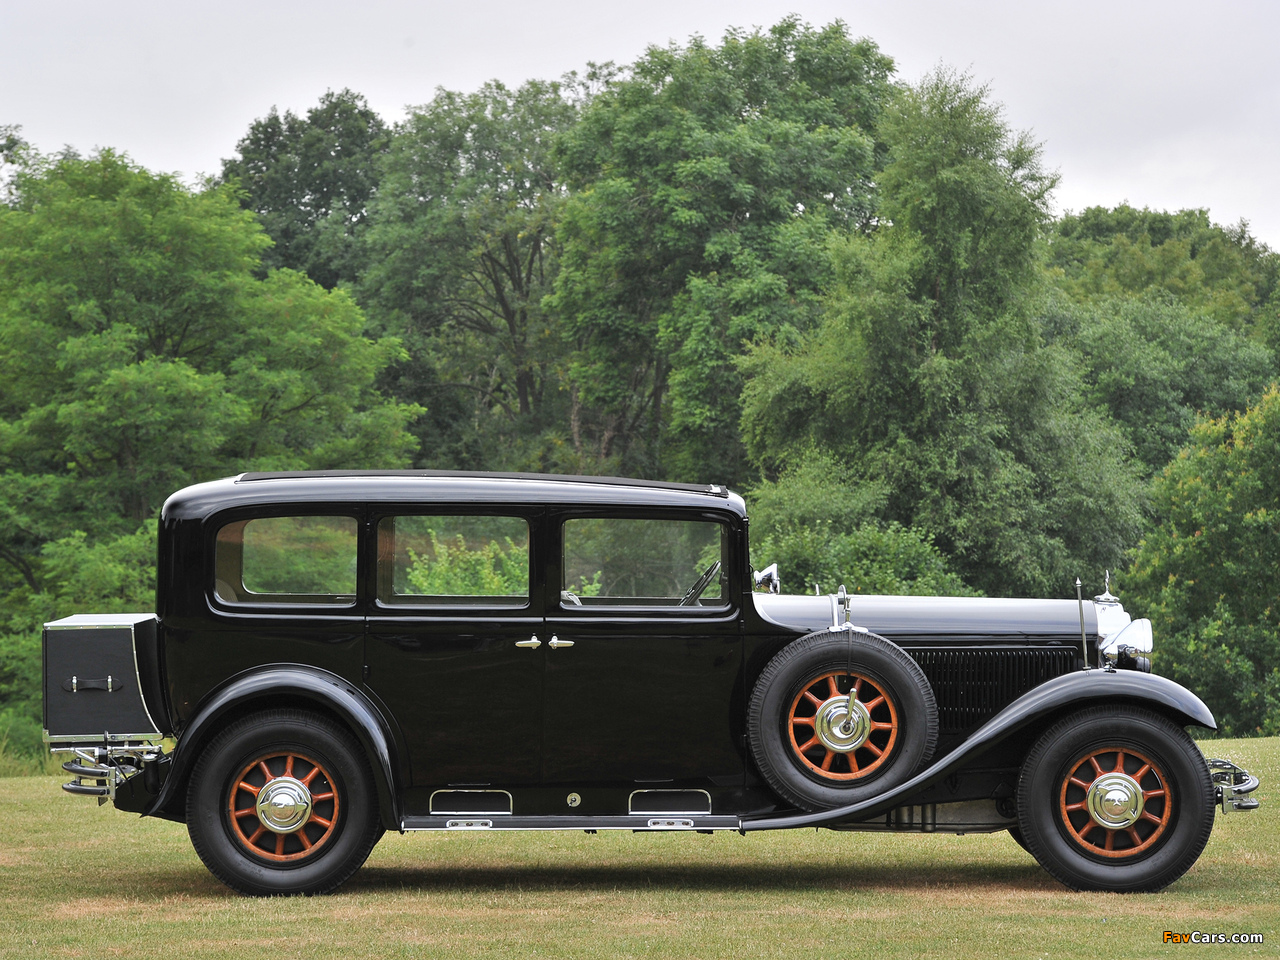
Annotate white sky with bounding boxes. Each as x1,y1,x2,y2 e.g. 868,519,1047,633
4,0,1278,246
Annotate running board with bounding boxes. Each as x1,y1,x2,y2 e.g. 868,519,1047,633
401,815,741,832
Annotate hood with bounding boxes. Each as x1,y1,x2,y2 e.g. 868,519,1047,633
752,593,1099,640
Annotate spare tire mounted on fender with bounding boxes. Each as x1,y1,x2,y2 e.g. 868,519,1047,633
748,630,939,812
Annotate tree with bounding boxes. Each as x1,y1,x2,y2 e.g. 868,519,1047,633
1047,205,1280,331
740,70,1145,597
1066,293,1273,473
549,18,894,480
746,453,977,597
1126,387,1280,736
0,149,419,594
221,89,389,288
359,79,580,471
0,148,420,750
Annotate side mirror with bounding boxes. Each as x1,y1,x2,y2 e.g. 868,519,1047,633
753,562,780,594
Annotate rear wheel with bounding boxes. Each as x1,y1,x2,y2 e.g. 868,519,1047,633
187,709,382,895
1016,706,1214,892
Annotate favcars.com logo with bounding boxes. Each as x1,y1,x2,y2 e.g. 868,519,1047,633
1164,932,1264,944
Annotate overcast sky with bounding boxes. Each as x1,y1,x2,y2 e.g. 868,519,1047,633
4,0,1278,245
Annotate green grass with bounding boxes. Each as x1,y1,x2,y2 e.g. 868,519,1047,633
0,745,58,778
1,737,1275,959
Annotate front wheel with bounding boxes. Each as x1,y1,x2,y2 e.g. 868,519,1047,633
1016,706,1215,892
187,709,382,895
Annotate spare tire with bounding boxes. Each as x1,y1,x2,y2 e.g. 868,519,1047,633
748,630,938,812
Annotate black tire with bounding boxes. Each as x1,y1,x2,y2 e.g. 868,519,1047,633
748,630,938,811
1007,826,1032,854
1016,706,1215,892
187,709,382,896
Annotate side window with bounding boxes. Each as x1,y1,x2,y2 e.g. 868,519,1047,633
215,516,357,604
377,515,529,606
562,517,727,607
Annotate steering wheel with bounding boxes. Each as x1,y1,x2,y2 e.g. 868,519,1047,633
680,560,722,606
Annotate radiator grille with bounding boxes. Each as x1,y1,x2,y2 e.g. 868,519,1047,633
907,647,1078,734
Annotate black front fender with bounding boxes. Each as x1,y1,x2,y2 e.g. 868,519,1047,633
143,665,402,829
742,669,1215,832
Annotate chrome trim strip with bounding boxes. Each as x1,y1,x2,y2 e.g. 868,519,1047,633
44,732,163,743
129,622,162,737
401,814,741,832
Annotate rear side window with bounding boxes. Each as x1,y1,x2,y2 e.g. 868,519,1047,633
215,516,358,604
377,515,530,606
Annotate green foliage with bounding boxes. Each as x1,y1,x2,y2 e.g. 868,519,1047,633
550,18,893,480
564,518,724,600
1048,205,1280,329
220,89,389,288
0,149,418,581
1066,294,1274,473
240,517,358,596
753,523,979,599
0,521,157,754
359,79,580,471
405,532,530,598
741,70,1143,597
746,454,975,597
0,149,418,736
1126,387,1280,735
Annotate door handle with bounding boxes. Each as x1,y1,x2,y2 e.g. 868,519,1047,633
515,636,541,649
548,635,574,649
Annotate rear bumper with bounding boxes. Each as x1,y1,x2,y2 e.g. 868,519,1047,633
1209,757,1260,813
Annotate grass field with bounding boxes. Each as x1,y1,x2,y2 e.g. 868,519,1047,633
1,737,1275,960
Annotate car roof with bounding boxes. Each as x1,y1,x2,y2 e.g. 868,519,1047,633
161,471,746,521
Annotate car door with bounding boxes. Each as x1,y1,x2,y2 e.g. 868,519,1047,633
540,509,745,788
364,508,545,794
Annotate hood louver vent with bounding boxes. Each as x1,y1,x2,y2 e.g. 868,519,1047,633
908,647,1079,734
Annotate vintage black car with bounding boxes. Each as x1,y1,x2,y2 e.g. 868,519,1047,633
43,471,1258,895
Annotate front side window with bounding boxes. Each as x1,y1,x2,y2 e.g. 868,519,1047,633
562,517,727,607
378,515,529,606
215,516,358,604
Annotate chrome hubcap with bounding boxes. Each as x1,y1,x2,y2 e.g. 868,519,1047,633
814,695,871,753
254,776,313,834
1086,772,1145,829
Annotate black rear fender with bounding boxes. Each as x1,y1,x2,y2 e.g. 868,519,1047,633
144,665,403,829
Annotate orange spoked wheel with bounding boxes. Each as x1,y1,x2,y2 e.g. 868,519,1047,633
228,751,340,862
1016,707,1216,892
748,631,937,812
1058,746,1171,859
188,709,383,895
787,670,899,780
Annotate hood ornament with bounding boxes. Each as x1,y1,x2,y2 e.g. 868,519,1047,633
1094,569,1119,604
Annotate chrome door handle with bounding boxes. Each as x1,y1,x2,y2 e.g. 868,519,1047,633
548,635,574,649
515,636,541,649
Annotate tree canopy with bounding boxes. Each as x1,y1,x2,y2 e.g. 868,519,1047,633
220,89,389,288
549,19,894,480
0,149,418,750
1126,387,1280,735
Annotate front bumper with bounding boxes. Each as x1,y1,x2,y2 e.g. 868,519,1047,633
1208,758,1261,813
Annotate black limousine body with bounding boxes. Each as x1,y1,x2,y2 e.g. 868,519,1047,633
44,472,1259,895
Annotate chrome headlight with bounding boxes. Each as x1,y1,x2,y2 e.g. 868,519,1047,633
1094,574,1153,672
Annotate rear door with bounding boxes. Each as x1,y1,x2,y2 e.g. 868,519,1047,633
364,508,545,791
